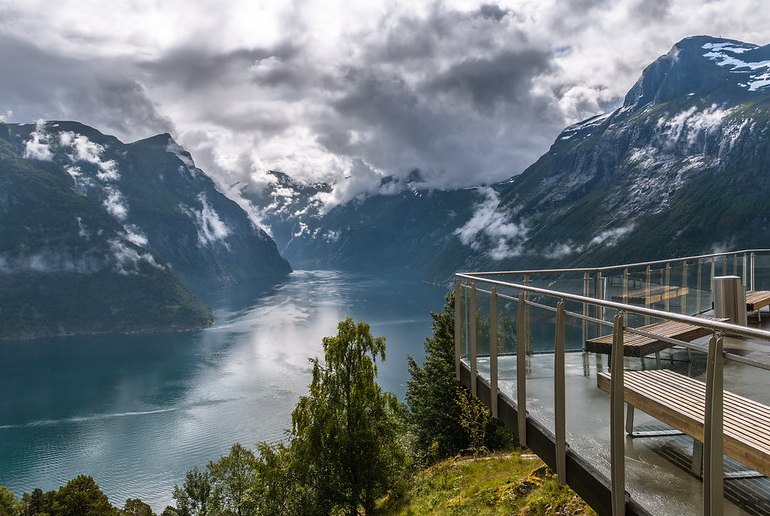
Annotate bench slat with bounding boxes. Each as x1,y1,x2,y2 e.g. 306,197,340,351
597,370,770,476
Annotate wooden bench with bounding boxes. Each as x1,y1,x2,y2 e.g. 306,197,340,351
612,285,689,305
747,290,770,321
585,318,724,358
597,369,770,478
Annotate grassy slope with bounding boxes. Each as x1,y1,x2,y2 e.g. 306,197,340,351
379,451,596,515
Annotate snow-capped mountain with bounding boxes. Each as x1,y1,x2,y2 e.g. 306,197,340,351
247,35,770,281
0,121,290,339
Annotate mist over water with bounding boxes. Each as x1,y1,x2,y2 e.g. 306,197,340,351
0,270,446,511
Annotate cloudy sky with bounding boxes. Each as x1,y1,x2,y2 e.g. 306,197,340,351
0,0,768,204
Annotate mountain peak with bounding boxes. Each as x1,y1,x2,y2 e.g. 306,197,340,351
623,35,769,110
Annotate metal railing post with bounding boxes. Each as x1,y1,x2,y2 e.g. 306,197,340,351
516,291,528,446
623,268,629,302
489,287,499,418
583,272,590,376
611,312,626,516
742,253,748,288
469,284,478,397
524,274,532,355
710,258,716,307
554,300,567,483
733,254,738,276
703,334,724,515
697,260,703,313
645,266,651,324
682,261,689,314
454,280,463,381
751,252,756,292
665,262,671,312
597,271,605,327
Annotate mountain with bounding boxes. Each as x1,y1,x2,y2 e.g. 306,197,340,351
0,121,290,339
242,170,480,275
433,35,770,277
247,35,770,281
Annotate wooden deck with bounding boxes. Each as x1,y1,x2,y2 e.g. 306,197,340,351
585,318,725,357
598,369,770,478
747,290,770,312
612,285,689,305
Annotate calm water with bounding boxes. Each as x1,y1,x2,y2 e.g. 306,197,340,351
0,270,446,511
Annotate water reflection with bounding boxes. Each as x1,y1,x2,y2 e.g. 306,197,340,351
0,270,445,510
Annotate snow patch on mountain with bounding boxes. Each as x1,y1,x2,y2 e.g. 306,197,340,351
455,187,527,260
702,41,770,91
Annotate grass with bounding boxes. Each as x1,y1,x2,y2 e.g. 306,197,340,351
378,451,596,515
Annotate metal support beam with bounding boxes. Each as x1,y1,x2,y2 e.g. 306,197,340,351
554,300,567,483
703,334,724,515
469,284,478,397
516,291,528,447
489,287,499,418
610,313,626,516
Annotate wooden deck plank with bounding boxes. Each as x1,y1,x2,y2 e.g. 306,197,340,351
612,285,689,305
747,290,770,312
585,317,726,357
598,370,770,477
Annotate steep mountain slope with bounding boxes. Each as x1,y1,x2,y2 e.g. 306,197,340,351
0,121,290,339
434,35,770,277
249,35,770,281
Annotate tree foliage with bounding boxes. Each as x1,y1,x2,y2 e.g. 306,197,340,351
172,467,210,516
406,291,469,464
207,444,257,516
407,291,513,465
289,318,408,515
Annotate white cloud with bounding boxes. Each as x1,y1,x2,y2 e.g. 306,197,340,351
109,239,162,274
23,120,53,161
590,225,634,247
455,187,527,260
185,194,232,247
103,186,128,221
1,0,769,206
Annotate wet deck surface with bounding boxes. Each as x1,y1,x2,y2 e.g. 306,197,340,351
469,314,770,515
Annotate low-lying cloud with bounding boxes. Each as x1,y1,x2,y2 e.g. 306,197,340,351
0,0,768,207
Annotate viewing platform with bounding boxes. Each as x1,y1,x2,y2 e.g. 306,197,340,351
455,249,770,516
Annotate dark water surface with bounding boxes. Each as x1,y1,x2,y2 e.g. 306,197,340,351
0,270,446,510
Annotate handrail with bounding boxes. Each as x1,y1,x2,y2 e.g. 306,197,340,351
462,248,770,277
456,273,770,341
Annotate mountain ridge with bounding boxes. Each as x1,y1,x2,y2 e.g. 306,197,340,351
0,120,291,339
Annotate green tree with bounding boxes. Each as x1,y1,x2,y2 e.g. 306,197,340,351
249,442,313,516
290,318,408,515
52,475,116,516
20,487,54,516
121,498,154,516
172,467,210,516
207,444,257,516
406,292,469,464
0,486,19,516
406,292,513,465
